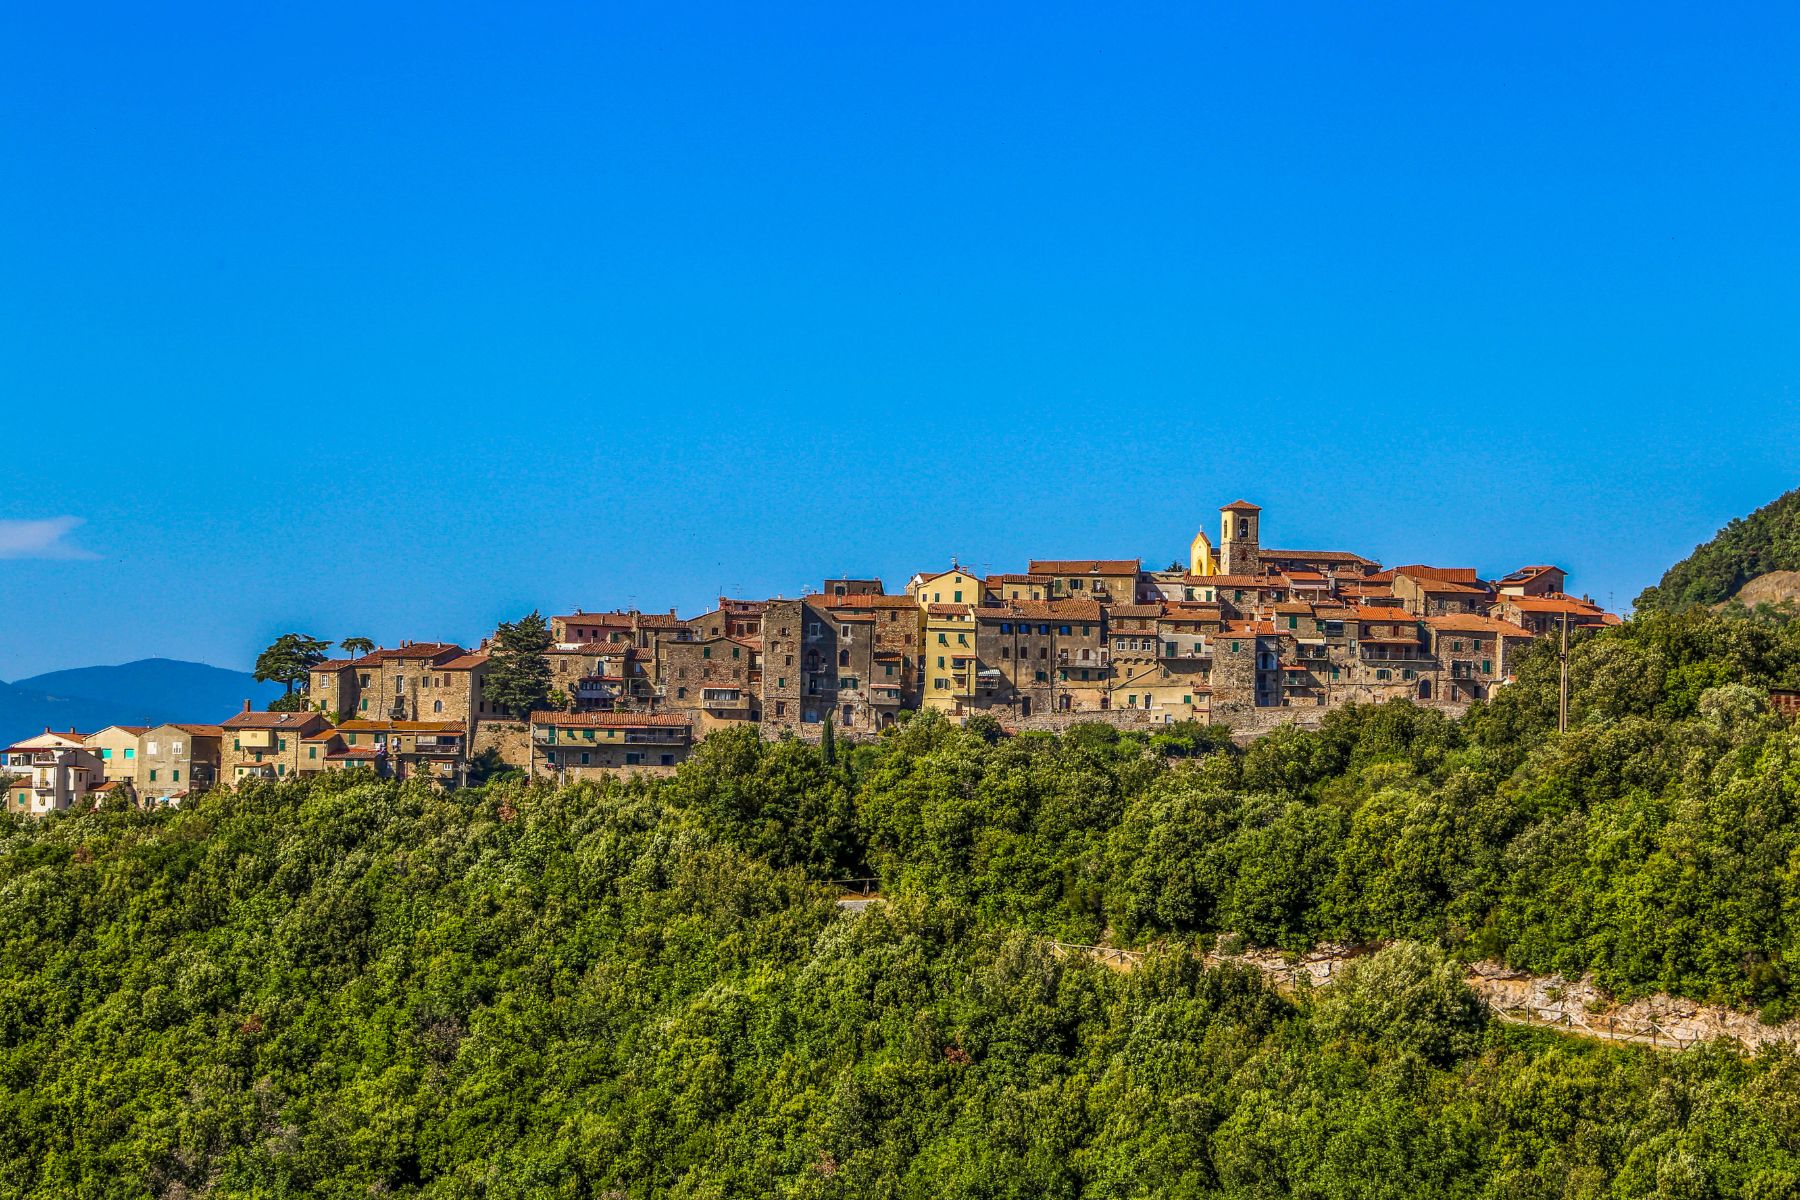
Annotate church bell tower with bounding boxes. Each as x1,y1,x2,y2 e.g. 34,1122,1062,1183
1219,500,1262,576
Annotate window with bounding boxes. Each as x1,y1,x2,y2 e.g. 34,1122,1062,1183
703,647,711,659
731,646,740,659
1288,616,1298,629
360,699,369,712
396,677,405,693
953,590,962,603
580,752,590,765
937,656,945,668
957,633,967,645
308,746,317,759
1376,669,1391,680
626,753,643,766
1000,622,1012,634
839,649,850,666
124,748,135,760
774,702,786,717
101,748,112,760
1059,625,1071,636
149,770,158,782
1183,694,1192,704
1035,670,1048,682
278,738,287,751
661,754,674,766
1482,660,1492,674
433,700,443,714
1230,641,1240,653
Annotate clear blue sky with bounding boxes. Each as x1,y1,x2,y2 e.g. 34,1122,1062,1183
3,2,1797,679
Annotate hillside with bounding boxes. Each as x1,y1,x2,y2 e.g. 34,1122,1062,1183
8,599,1800,1193
1637,486,1800,611
0,659,281,748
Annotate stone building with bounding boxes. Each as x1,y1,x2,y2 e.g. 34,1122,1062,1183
531,712,693,777
1392,569,1493,617
135,723,222,804
1026,559,1143,605
1423,615,1536,703
309,642,468,723
219,708,330,783
659,634,760,732
970,599,1105,718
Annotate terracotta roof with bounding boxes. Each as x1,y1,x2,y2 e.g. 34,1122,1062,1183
1496,565,1563,583
335,720,466,734
1273,602,1316,613
1354,607,1418,623
927,603,974,617
1500,596,1606,614
984,573,1050,585
170,724,224,737
90,780,128,793
636,613,687,628
1221,620,1276,635
87,726,150,738
1027,559,1141,576
529,711,692,729
1425,615,1536,638
1220,500,1262,512
821,593,917,610
1260,549,1377,565
553,612,633,627
973,599,1104,621
439,651,491,670
1407,578,1491,594
221,711,328,731
310,659,355,672
1386,565,1483,586
1106,604,1164,618
349,643,465,666
326,747,384,761
1185,574,1273,588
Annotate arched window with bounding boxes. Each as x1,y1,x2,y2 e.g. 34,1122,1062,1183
433,700,443,714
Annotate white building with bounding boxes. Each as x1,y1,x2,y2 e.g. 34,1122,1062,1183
3,729,105,815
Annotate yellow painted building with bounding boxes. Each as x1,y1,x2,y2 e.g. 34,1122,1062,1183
84,725,149,783
920,603,977,713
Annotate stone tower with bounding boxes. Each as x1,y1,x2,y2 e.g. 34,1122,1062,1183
1219,500,1262,576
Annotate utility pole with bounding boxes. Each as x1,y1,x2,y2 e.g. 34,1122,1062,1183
1557,612,1570,734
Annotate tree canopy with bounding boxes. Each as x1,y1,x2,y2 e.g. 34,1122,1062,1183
1638,486,1800,611
252,632,331,704
11,600,1800,1194
482,611,553,718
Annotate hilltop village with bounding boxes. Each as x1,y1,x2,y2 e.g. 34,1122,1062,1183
5,501,1615,812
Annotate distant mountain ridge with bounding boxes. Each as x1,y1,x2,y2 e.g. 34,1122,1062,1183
0,659,283,750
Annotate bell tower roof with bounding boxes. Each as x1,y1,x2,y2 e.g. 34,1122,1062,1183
1221,500,1262,513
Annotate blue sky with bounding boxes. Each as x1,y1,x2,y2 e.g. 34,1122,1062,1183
3,2,1797,678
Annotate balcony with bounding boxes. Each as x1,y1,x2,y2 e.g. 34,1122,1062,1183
624,730,686,744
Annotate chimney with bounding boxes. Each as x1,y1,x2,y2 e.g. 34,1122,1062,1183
243,699,251,712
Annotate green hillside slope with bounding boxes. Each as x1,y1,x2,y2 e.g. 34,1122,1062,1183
1637,487,1800,611
9,598,1800,1195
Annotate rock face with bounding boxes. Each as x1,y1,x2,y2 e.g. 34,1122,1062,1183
1071,939,1800,1053
1728,570,1800,610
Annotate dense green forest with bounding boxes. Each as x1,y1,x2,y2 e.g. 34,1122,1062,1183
11,601,1800,1195
1638,487,1800,611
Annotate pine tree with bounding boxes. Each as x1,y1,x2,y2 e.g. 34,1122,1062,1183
820,713,836,764
484,612,554,719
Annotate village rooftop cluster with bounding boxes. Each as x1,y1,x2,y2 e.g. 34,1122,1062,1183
4,501,1616,813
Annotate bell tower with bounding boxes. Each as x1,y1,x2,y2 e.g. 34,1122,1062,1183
1219,500,1262,575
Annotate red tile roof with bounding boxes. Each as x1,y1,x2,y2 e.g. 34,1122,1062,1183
1027,559,1141,576
1221,500,1262,512
973,599,1104,621
529,712,692,729
1425,615,1536,638
348,643,465,666
221,711,329,731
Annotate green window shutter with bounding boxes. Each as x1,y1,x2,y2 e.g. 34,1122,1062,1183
172,770,180,782
149,770,157,782
101,748,111,760
1483,660,1492,673
124,748,134,759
